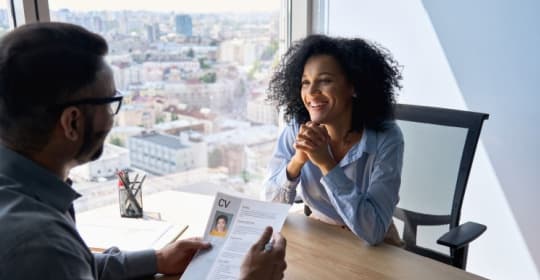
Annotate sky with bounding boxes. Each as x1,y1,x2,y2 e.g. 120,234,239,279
48,0,281,13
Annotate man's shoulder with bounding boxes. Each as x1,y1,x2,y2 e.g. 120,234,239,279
0,187,86,260
0,220,95,279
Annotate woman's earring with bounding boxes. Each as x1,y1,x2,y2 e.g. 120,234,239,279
352,92,358,98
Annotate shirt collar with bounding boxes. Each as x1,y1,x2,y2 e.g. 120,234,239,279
0,144,80,213
362,128,377,155
340,128,377,165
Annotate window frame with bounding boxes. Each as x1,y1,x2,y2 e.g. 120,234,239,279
32,0,327,46
7,0,49,28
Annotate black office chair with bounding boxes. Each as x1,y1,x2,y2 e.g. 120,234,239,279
392,103,489,270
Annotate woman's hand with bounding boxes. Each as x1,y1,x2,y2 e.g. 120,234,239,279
292,124,312,164
285,125,311,180
295,122,337,174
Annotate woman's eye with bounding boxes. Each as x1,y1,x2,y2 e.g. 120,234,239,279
301,80,310,86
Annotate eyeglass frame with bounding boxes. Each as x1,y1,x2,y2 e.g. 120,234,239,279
50,89,124,115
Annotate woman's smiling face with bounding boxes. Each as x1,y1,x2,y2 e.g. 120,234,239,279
300,54,354,125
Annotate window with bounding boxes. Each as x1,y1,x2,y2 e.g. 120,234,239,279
46,0,286,213
0,2,10,37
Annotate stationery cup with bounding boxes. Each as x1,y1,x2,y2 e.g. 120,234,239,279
117,173,143,218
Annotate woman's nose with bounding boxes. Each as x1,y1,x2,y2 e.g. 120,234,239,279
307,84,321,95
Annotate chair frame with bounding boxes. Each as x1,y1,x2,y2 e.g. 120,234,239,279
393,103,489,269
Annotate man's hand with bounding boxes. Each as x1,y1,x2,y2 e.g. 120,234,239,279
155,237,211,275
240,227,287,280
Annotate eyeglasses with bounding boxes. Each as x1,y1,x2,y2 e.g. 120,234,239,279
52,90,124,115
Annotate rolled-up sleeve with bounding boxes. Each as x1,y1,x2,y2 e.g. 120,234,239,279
263,123,301,204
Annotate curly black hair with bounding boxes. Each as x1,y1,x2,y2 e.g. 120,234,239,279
267,34,402,131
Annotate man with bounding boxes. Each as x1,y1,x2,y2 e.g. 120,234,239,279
0,22,286,280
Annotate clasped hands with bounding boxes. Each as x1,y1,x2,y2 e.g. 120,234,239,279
293,121,337,174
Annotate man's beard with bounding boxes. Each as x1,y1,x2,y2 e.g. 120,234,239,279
75,116,108,164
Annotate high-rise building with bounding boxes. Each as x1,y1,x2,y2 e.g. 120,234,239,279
146,23,160,42
175,14,193,36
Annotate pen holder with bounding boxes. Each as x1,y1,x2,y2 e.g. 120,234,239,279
117,171,145,218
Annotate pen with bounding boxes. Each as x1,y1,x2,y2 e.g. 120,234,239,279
167,225,190,245
118,172,142,216
264,238,274,252
133,174,146,197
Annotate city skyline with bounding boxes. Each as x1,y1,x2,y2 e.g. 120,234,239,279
49,0,280,13
49,8,281,202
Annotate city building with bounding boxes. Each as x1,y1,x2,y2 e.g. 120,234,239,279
175,14,192,37
218,39,265,66
107,125,145,148
247,92,278,125
154,117,213,135
116,104,156,128
129,132,207,175
69,144,130,182
205,124,278,175
145,23,160,42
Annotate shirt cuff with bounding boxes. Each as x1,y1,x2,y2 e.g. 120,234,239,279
278,164,301,191
124,249,157,278
321,166,352,195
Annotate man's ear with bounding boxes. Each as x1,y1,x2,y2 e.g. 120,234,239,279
59,107,83,141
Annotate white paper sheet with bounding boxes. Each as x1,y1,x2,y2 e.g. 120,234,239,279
181,192,290,280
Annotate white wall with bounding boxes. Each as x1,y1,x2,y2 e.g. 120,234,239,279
326,0,539,279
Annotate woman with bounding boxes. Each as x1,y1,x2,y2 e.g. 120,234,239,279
264,34,403,245
210,215,228,237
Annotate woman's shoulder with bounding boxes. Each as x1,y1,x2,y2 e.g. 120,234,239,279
283,119,301,134
371,121,404,146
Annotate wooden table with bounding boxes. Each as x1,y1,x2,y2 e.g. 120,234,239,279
78,191,486,280
280,214,486,280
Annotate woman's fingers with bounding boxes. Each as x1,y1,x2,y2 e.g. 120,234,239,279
296,134,321,147
299,125,327,145
307,122,330,141
295,140,314,151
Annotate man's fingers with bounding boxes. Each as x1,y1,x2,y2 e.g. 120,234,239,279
178,239,211,250
252,226,273,251
183,237,203,242
271,261,287,280
272,233,286,251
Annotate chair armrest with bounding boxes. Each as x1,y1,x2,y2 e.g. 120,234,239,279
437,221,487,249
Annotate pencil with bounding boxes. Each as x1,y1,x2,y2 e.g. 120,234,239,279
168,225,189,245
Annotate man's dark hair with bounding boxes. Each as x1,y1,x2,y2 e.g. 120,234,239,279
0,22,108,152
267,34,402,131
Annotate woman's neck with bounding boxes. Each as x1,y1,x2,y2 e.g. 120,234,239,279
325,124,350,144
324,110,353,143
323,116,363,162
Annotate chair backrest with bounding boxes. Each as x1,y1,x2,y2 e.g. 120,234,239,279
392,103,488,266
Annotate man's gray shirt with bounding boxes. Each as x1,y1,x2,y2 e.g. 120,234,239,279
0,144,157,279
